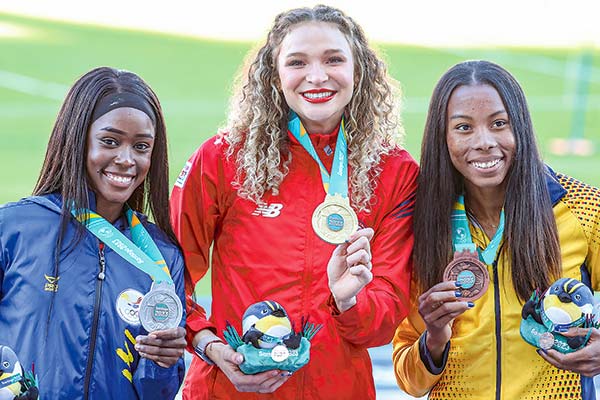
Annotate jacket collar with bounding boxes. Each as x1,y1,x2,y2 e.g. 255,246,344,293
544,165,567,206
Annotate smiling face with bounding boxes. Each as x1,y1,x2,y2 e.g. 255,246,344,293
86,107,155,222
277,21,354,134
446,84,516,196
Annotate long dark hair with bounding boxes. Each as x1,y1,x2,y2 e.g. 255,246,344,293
33,67,177,331
414,60,561,301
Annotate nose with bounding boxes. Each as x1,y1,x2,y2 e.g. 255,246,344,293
114,146,135,167
306,62,328,84
473,127,497,150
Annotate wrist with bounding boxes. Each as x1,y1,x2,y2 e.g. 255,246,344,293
194,334,224,365
334,296,357,313
425,334,447,362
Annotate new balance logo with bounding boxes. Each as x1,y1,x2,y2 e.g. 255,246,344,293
252,203,283,218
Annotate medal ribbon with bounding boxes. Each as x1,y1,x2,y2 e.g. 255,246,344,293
287,111,348,197
72,207,173,284
451,195,505,265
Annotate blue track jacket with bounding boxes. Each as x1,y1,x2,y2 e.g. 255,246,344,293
0,193,185,399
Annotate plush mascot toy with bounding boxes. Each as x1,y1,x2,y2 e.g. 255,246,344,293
0,346,38,400
224,300,322,374
521,278,600,353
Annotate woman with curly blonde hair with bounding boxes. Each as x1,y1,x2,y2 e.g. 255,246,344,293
171,5,418,399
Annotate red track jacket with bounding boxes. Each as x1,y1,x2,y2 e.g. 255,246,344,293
171,130,418,399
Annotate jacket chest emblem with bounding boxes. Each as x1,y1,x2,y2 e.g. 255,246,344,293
252,203,283,218
44,274,60,292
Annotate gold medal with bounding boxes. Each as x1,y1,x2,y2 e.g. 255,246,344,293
443,250,490,301
312,193,358,244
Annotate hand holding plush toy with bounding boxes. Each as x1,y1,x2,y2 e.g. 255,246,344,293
224,301,322,375
521,278,600,353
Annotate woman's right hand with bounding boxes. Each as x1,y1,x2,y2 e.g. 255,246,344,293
206,342,291,393
418,281,473,362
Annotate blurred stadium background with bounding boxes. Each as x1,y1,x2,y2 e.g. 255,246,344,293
1,1,598,398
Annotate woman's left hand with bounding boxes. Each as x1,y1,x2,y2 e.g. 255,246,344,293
135,326,186,368
327,227,375,313
537,327,600,376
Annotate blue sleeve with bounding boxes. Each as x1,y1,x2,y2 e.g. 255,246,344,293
419,331,450,375
133,246,187,399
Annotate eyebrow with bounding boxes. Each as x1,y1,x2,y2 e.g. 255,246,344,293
100,126,154,138
285,49,346,58
449,109,507,120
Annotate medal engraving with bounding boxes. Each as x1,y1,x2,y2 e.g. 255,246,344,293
312,194,358,244
443,250,490,301
139,281,183,332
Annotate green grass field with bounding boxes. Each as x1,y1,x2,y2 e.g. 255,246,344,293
1,14,599,296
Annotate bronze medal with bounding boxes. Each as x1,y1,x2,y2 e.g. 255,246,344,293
443,250,489,301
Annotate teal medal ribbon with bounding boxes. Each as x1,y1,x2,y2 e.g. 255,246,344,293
71,207,173,284
287,111,348,197
451,195,505,265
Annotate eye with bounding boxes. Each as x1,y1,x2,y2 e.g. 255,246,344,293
575,294,581,301
286,59,305,67
2,361,9,368
456,124,471,132
492,119,508,128
327,56,345,64
261,308,269,315
554,286,560,292
134,142,152,152
101,137,118,146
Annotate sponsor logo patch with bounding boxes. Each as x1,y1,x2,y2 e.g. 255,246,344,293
174,161,192,188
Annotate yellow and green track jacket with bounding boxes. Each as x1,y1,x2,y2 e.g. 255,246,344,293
393,170,600,399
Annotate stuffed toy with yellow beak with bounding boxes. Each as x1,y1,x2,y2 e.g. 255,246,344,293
0,346,38,400
521,278,600,353
224,300,322,374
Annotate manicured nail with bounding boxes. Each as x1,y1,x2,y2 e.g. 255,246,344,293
467,302,474,308
455,291,462,297
455,281,463,288
537,348,547,355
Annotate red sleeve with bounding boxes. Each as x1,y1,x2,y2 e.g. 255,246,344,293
329,153,418,347
170,136,229,350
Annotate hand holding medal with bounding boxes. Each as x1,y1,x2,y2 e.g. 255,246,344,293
327,228,375,312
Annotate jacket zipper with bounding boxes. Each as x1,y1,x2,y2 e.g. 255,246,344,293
493,260,501,400
83,242,106,400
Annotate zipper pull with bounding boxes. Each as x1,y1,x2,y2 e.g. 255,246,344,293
98,242,106,281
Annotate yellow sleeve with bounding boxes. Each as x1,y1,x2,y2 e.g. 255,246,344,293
392,286,444,397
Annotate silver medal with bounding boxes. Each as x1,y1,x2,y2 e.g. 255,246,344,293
139,281,183,332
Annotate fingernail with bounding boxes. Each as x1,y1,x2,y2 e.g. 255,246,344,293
537,348,547,355
455,281,463,288
467,302,474,308
135,336,142,343
455,291,462,297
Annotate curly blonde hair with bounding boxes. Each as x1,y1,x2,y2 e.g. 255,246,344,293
223,4,403,212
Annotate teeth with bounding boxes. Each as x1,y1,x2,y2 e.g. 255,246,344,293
105,172,134,184
471,159,500,169
303,91,333,99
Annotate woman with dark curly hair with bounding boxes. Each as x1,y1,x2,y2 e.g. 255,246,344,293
171,5,418,399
